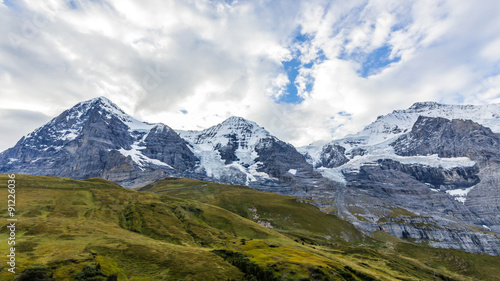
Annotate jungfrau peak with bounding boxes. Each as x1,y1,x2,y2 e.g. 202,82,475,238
298,101,500,256
342,101,500,150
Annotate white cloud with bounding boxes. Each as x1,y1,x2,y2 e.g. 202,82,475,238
279,0,500,146
0,0,500,152
481,38,500,61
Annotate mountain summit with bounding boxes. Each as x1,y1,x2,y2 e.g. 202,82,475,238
342,101,500,149
181,116,271,152
0,97,198,187
178,116,324,191
16,96,148,150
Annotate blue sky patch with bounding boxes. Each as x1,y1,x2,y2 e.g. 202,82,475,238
69,1,78,9
358,45,401,77
3,0,18,9
338,42,401,78
277,30,326,104
391,23,406,33
279,57,304,104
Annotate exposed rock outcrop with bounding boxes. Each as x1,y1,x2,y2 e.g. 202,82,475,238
392,116,500,163
316,144,349,168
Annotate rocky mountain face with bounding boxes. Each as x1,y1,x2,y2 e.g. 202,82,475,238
392,116,500,163
337,160,500,256
302,144,349,168
2,98,500,256
301,102,500,256
178,116,330,194
0,98,326,194
0,97,199,187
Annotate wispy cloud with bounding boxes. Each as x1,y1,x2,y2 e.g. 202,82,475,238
1,0,499,151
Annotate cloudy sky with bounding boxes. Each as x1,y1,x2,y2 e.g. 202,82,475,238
1,0,500,151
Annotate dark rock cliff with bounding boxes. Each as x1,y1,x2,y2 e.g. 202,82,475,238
392,116,500,163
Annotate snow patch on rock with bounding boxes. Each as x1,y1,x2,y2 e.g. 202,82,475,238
446,186,475,204
118,144,173,171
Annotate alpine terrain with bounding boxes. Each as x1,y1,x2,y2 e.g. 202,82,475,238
1,98,500,258
299,102,500,256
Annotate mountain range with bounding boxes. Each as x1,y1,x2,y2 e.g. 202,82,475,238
2,97,500,256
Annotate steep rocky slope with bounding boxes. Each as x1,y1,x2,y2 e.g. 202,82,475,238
0,97,199,187
300,102,500,256
392,116,500,163
178,116,331,194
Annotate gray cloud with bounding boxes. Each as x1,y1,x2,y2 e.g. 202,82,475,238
0,109,52,151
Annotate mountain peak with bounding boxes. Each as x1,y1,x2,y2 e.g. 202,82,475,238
73,96,125,115
215,116,268,136
221,116,255,125
19,97,154,149
85,96,113,104
338,101,500,151
66,97,155,133
150,123,172,134
408,101,442,110
93,96,112,102
177,115,274,166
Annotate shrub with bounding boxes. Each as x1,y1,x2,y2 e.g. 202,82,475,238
212,250,280,281
15,265,55,281
74,264,108,281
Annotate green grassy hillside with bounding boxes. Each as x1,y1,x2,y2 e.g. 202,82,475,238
139,178,366,247
0,175,498,280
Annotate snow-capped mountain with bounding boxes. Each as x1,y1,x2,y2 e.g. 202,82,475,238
300,101,500,180
298,101,500,255
344,101,500,148
179,116,274,184
300,102,500,168
178,116,324,192
0,97,319,192
0,97,199,187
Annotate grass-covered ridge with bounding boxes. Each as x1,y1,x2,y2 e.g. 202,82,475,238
0,175,498,280
139,177,366,246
